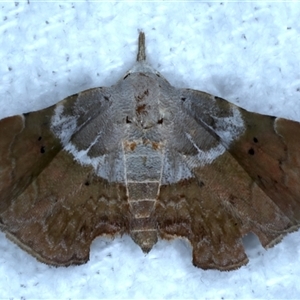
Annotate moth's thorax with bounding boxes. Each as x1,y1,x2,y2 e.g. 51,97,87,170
123,138,164,182
120,69,171,131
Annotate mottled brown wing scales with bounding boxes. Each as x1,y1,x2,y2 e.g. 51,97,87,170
2,147,129,265
228,110,300,224
157,178,247,270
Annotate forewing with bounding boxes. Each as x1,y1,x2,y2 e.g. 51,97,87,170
156,88,300,270
0,88,129,265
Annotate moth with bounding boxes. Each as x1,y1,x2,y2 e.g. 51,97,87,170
0,32,300,271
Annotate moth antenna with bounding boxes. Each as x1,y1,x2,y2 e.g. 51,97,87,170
137,31,146,62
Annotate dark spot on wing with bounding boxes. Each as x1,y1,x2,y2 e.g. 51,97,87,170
157,118,163,124
248,148,255,155
180,97,186,102
126,116,132,124
104,96,110,101
198,180,205,187
40,146,45,154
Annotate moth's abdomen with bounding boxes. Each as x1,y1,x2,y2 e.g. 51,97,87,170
128,183,158,253
123,140,164,252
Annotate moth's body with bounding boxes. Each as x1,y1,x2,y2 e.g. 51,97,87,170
118,69,170,251
1,32,300,270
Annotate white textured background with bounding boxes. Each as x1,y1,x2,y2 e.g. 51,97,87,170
1,1,300,299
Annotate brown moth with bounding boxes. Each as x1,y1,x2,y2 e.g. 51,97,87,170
0,32,300,271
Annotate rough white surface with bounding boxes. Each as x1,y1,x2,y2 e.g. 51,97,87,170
1,2,300,299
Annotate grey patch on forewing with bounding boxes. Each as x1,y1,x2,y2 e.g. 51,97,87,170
161,150,193,184
185,132,226,166
51,103,126,182
64,142,126,182
161,136,226,185
210,104,245,146
51,104,78,145
183,92,245,147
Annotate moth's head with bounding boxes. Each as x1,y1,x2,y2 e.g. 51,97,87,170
123,61,163,78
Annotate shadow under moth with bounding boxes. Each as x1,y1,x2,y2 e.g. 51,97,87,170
0,32,300,271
